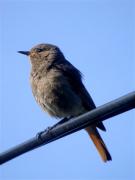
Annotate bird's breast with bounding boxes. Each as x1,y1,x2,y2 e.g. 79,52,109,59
30,70,84,118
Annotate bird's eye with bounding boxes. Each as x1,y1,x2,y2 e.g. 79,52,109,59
36,48,43,52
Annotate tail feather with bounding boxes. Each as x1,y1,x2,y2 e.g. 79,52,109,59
85,126,112,162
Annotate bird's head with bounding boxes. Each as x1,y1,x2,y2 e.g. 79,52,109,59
18,43,64,68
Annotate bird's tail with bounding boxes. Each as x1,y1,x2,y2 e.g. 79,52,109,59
85,126,112,162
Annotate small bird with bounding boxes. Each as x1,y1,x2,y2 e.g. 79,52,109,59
18,43,112,162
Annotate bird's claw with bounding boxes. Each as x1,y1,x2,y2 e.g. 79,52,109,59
36,126,52,142
36,117,73,142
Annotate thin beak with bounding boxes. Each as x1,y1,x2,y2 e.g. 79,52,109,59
18,51,30,56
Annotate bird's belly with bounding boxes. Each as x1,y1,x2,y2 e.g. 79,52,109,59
31,76,84,118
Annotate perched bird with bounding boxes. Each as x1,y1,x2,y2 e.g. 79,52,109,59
18,43,112,162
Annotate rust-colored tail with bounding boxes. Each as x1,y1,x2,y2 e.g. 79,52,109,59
85,126,112,162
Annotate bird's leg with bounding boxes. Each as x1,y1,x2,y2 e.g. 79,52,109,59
51,117,69,128
50,116,74,128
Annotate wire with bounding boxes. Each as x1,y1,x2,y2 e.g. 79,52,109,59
0,91,135,165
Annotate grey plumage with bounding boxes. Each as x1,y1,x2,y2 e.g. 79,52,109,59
18,43,111,162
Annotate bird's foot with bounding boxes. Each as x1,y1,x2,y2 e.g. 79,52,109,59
36,126,52,142
36,116,73,142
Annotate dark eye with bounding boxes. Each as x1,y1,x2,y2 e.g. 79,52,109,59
36,48,43,52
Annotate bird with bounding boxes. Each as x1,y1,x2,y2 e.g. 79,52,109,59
18,43,112,162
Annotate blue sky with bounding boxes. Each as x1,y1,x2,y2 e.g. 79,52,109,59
0,0,134,179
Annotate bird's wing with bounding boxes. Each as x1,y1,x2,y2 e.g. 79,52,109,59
53,60,112,162
53,60,106,131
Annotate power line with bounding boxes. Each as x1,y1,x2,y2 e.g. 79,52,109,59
0,91,135,165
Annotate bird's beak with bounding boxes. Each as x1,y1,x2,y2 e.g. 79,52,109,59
18,51,30,56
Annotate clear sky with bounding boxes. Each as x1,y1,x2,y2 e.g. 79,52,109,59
0,0,134,179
